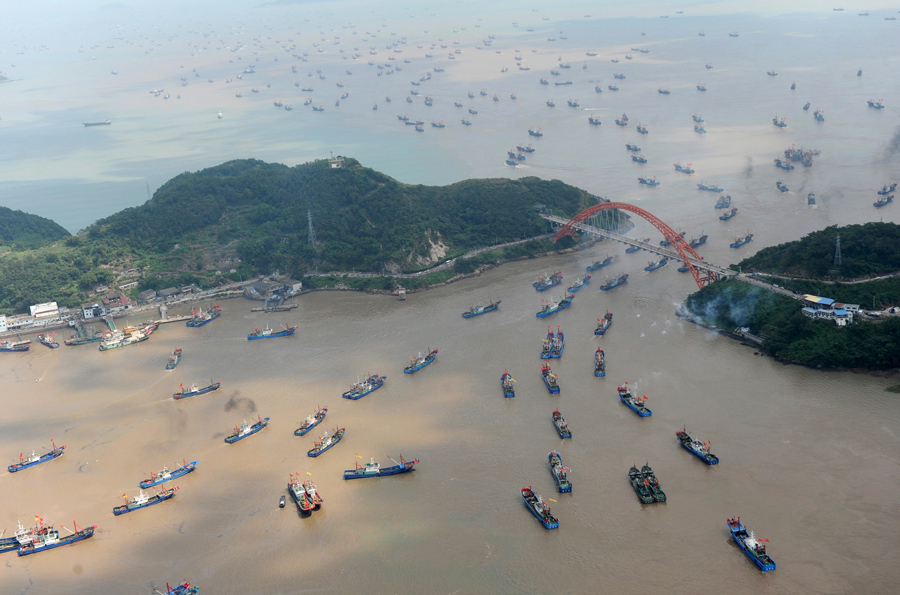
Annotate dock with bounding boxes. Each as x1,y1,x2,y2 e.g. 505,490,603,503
250,304,298,312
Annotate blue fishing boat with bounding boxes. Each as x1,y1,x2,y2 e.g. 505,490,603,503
697,83,707,91
615,114,628,125
548,451,572,492
307,427,345,457
772,116,787,128
868,99,885,109
632,154,647,163
803,102,810,111
874,195,893,207
776,181,789,192
403,347,438,374
767,70,778,76
608,84,619,91
140,460,198,488
808,193,816,206
536,294,574,318
657,88,670,95
247,323,297,340
343,454,419,479
528,127,542,137
719,207,738,220
533,271,563,292
546,100,555,107
7,440,65,473
599,273,629,291
813,109,824,122
730,233,753,248
618,384,652,417
186,304,221,327
726,518,776,571
626,239,648,253
113,486,178,516
692,114,704,123
694,125,707,134
506,159,519,166
517,144,536,153
676,428,719,465
625,144,640,152
613,73,626,79
294,406,328,436
17,520,96,556
587,256,613,271
165,348,182,370
342,374,386,400
629,466,654,504
287,474,317,513
594,348,606,377
521,486,559,529
595,311,613,336
697,181,723,192
161,583,200,595
638,176,659,186
636,124,648,134
567,274,591,292
550,326,565,358
588,114,602,126
37,333,59,348
878,183,897,195
645,258,668,272
224,416,270,444
690,234,708,248
1,339,30,352
173,381,220,400
501,369,516,397
674,162,694,174
541,362,560,394
659,231,685,247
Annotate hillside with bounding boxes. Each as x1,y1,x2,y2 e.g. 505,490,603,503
0,206,70,250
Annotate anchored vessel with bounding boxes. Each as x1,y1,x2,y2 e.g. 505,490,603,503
599,273,628,291
17,520,95,556
641,464,667,502
247,323,297,340
730,233,753,248
567,274,591,293
343,454,419,479
536,294,573,318
113,486,178,516
8,440,65,473
878,183,896,195
166,348,182,370
140,460,198,488
224,416,270,444
719,207,738,221
404,347,438,373
644,257,668,272
186,304,222,327
595,348,606,377
552,409,571,438
618,384,652,416
587,256,613,271
462,299,501,318
541,362,561,394
629,466,654,504
776,181,789,192
638,176,660,186
698,182,722,192
533,271,563,292
548,451,572,493
774,158,794,170
307,427,345,457
676,428,719,464
674,162,695,174
521,487,559,529
173,381,221,400
294,406,328,436
287,473,318,513
595,311,613,336
874,195,893,208
342,374,386,400
37,333,60,348
726,518,776,571
501,369,516,397
690,234,708,248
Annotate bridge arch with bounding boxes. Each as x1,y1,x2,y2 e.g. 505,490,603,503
554,202,718,289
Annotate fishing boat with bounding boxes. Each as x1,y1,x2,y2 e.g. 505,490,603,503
113,486,178,516
140,460,198,488
613,73,626,79
618,384,652,417
776,181,789,192
641,464,666,502
303,477,324,510
636,124,648,134
587,256,613,271
343,454,418,479
595,311,613,336
657,88,670,95
521,487,559,529
772,116,787,128
813,109,825,122
698,182,722,192
588,114,602,126
674,162,694,174
342,374,386,400
692,115,704,123
550,326,565,358
803,102,811,111
676,427,719,465
730,233,753,248
294,406,328,436
791,81,796,90
690,234,708,248
808,193,817,206
307,427,345,457
567,274,591,293
0,339,30,352
645,258,668,272
868,99,885,109
546,100,555,107
37,333,59,348
99,328,148,351
626,240,648,253
517,144,536,153
548,451,572,492
536,294,574,319
638,176,660,186
726,518,776,571
224,416,270,444
165,348,182,370
501,369,516,397
615,114,628,125
625,143,640,152
694,125,707,134
767,70,778,76
247,323,297,340
186,304,222,327
528,127,543,137
878,183,897,195
659,231,686,247
505,158,519,166
632,154,647,163
697,83,707,91
541,363,561,394
594,84,603,93
608,84,619,91
719,207,738,220
0,523,32,553
403,347,438,374
629,466,654,504
533,271,563,292
874,195,894,208
160,583,200,595
599,273,628,291
17,520,96,556
288,473,315,512
8,440,65,473
173,381,220,400
774,158,794,170
594,348,606,377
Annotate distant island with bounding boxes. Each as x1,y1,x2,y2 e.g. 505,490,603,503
681,223,900,371
0,157,627,314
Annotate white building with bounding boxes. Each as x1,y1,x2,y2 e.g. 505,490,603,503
801,295,857,327
29,302,59,322
0,315,7,333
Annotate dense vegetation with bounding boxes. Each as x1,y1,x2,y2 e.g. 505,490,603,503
0,206,70,250
0,157,623,313
736,223,900,278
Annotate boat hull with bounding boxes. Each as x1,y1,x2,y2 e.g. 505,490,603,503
173,382,221,400
113,490,176,515
461,302,500,318
307,429,345,457
536,299,572,319
247,327,296,340
343,462,418,479
342,376,386,400
728,522,776,571
521,488,559,529
8,447,65,473
18,527,95,556
139,461,198,488
224,418,270,444
403,351,437,374
549,452,572,493
586,257,613,271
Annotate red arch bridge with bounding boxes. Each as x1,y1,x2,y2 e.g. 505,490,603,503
542,202,738,290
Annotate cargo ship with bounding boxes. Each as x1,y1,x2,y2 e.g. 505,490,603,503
719,207,738,220
730,233,753,248
594,348,606,377
140,460,198,488
533,271,563,291
595,311,613,336
541,362,560,394
521,487,559,529
501,369,516,397
113,486,178,516
343,454,418,479
186,304,222,327
618,383,652,416
294,406,328,436
599,273,628,291
675,428,719,464
8,440,65,473
307,427,345,457
644,257,668,272
536,294,574,318
165,348,182,370
173,381,220,400
224,416,270,444
342,374,386,400
587,256,613,271
17,520,96,556
548,451,572,492
404,347,438,374
726,518,776,571
247,323,297,340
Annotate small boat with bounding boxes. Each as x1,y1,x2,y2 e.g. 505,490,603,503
343,454,418,479
567,274,591,293
501,369,516,398
431,120,445,128
595,85,603,94
726,518,776,571
774,158,794,170
657,88,670,95
698,182,722,192
548,451,572,492
705,63,713,70
528,127,543,137
37,333,59,348
641,464,666,502
629,466,654,504
139,458,198,488
719,207,738,220
594,348,606,377
645,258,668,272
599,273,628,291
692,115,704,123
813,109,825,122
613,73,626,79
461,118,472,126
587,256,613,271
868,99,885,109
638,176,659,186
8,440,65,473
776,181,789,192
165,348,182,370
858,69,863,77
549,325,565,358
541,363,561,394
113,486,178,516
173,381,220,400
808,193,816,206
463,299,503,316
536,294,574,319
517,144,536,153
674,162,694,174
730,233,753,248
546,100,555,107
224,416,270,444
588,114,602,126
540,77,549,85
595,311,613,336
17,520,96,556
696,83,707,91
556,81,573,87
608,84,619,91
83,120,111,127
247,323,297,340
186,304,222,327
533,271,563,292
874,195,894,208
877,183,897,195
767,70,778,76
468,107,478,114
618,383,652,417
521,487,559,529
772,116,787,128
307,427,345,457
690,234,708,248
676,427,719,465
632,154,647,163
803,102,811,111
694,124,707,134
279,496,285,508
404,347,438,374
625,144,640,152
615,115,627,125
566,99,579,108
294,406,328,436
342,374,386,400
1,339,31,352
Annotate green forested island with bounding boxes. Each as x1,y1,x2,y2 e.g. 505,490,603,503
0,157,626,313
